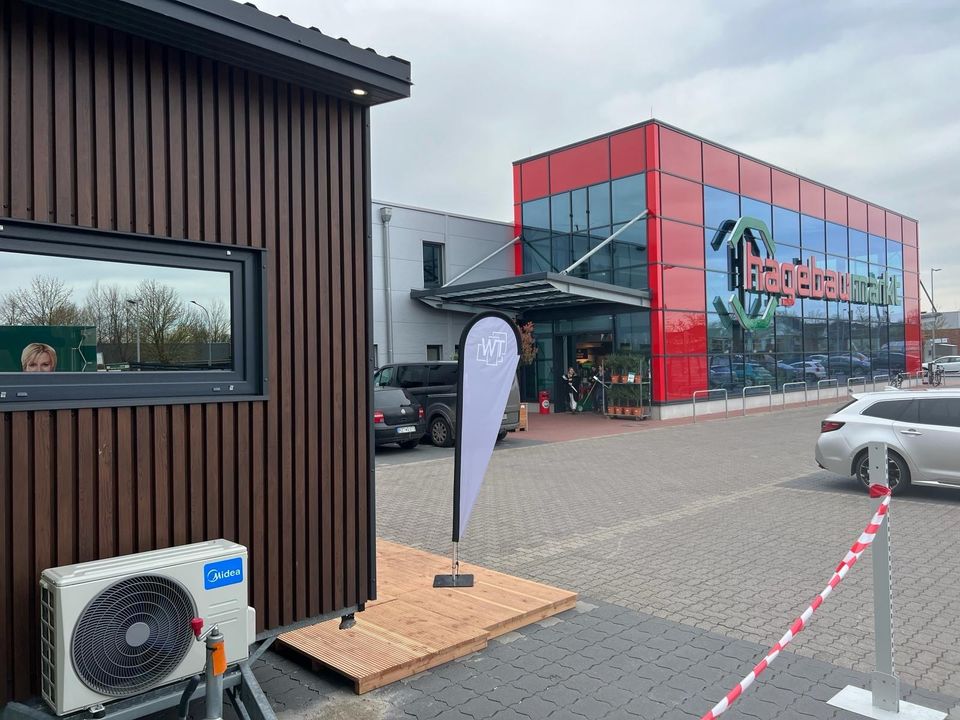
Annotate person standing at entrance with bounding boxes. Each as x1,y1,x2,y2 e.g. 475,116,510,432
563,367,578,412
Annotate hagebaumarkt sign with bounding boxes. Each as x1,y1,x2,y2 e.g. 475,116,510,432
712,217,901,331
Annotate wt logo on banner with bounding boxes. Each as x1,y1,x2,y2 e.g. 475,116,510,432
477,332,509,366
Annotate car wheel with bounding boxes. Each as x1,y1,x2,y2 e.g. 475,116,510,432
429,417,454,448
854,450,910,495
399,439,419,450
496,430,508,442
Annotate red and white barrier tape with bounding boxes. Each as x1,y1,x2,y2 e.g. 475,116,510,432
699,484,892,720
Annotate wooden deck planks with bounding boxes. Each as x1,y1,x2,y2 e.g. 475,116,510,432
279,540,577,693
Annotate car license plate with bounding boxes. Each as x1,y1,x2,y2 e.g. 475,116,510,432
396,426,417,434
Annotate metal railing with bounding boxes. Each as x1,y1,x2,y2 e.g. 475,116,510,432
871,374,890,391
847,376,867,394
781,381,808,406
817,378,839,404
742,384,773,416
692,388,728,423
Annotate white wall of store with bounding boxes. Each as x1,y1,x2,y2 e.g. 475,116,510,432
371,201,514,365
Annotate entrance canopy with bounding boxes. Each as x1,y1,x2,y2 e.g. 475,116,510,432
411,272,651,315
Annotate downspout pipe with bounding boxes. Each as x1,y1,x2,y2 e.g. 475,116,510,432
380,206,395,364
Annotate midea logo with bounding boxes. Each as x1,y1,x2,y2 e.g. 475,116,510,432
207,567,241,584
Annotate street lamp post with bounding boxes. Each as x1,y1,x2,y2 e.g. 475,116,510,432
191,300,213,367
930,268,941,361
125,298,141,366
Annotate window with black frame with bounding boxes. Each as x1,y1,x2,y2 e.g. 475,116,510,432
422,242,444,288
0,221,265,408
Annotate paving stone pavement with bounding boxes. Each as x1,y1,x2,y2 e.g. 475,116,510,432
247,598,956,719
374,404,960,699
232,402,960,719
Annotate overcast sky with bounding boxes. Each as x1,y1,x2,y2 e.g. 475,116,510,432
250,0,960,310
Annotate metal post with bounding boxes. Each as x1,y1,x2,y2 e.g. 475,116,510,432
191,300,213,367
828,444,944,720
442,236,520,287
205,627,225,720
868,442,899,712
560,210,648,276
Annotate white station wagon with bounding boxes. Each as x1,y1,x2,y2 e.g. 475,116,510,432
815,390,960,494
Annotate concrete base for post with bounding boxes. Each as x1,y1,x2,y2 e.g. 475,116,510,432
828,686,946,720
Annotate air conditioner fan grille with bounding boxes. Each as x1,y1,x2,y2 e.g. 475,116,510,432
71,575,195,696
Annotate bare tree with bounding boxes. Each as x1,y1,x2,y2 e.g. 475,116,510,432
0,293,21,324
136,279,188,363
5,275,81,326
82,284,135,361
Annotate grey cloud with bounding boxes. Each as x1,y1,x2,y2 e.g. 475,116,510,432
246,0,960,308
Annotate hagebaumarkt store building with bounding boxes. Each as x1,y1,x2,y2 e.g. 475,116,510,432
414,121,922,416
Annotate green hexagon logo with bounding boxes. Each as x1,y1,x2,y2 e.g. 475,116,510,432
712,216,778,331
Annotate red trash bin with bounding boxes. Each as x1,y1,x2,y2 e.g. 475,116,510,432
538,390,550,414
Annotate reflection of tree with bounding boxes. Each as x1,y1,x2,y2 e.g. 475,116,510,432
83,283,132,359
2,272,232,367
1,275,82,325
136,279,192,364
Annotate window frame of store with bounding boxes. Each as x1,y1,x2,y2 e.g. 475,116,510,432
422,241,445,288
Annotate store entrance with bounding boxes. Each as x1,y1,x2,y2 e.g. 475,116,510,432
555,332,614,412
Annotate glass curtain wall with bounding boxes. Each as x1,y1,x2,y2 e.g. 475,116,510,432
702,185,906,393
521,173,648,290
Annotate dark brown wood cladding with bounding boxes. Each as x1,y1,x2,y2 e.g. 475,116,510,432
0,1,373,703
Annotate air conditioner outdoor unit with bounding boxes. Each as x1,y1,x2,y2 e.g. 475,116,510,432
40,540,255,716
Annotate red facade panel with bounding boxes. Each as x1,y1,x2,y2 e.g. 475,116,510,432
885,212,902,241
610,127,646,178
904,297,921,328
658,126,702,182
799,180,824,219
771,169,799,211
867,204,885,236
824,189,847,225
904,271,920,300
739,157,771,203
549,138,609,193
660,219,704,268
665,355,708,401
702,144,738,193
902,244,918,275
847,197,868,231
664,311,707,354
661,265,706,312
902,218,917,246
520,157,549,201
512,164,521,203
660,174,703,226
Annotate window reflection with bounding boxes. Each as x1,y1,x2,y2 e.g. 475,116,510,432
611,174,646,223
0,251,232,373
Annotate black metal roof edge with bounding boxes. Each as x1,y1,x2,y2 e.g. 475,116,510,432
25,0,411,104
512,119,917,223
410,272,651,300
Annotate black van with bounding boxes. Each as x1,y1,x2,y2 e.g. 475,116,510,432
373,361,521,447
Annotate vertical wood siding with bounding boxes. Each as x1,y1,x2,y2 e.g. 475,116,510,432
0,2,372,703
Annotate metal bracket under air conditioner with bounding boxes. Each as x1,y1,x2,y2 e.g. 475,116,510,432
0,657,275,720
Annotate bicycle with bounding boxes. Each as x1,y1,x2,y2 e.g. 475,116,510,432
892,372,904,389
925,364,944,387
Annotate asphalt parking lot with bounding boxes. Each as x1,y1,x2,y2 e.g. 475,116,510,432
375,401,960,699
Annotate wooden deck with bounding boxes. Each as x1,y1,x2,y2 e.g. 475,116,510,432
279,540,577,693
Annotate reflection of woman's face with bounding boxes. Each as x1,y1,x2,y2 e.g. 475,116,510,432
25,352,55,372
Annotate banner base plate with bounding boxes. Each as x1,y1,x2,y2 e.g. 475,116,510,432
433,574,475,588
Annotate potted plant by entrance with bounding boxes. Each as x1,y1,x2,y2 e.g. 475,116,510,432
606,352,625,384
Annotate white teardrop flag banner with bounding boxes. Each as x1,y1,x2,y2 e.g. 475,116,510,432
453,312,520,542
